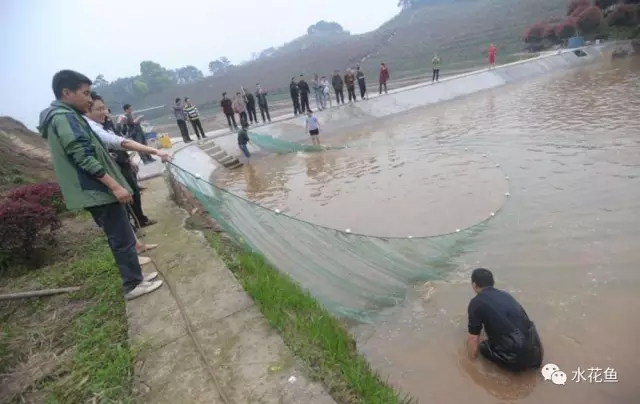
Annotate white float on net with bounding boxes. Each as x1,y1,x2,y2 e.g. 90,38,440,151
195,173,201,179
275,209,281,214
345,228,351,233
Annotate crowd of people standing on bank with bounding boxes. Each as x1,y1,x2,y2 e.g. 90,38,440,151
288,63,391,115
170,44,499,140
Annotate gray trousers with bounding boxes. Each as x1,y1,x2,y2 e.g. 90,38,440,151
88,203,143,293
314,91,325,110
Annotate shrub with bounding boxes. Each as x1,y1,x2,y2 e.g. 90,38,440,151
556,19,578,40
577,6,604,35
0,200,61,267
6,182,65,214
568,0,591,16
523,22,548,43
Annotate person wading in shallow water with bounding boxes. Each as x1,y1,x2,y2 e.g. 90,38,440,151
467,268,543,372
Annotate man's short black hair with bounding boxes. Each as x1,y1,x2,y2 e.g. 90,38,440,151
471,268,494,288
222,92,227,97
175,97,181,103
52,70,92,100
184,97,190,102
123,104,131,111
90,92,103,103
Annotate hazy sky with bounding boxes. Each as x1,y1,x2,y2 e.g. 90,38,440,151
0,0,398,129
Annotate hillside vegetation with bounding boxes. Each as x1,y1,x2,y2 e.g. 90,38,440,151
0,117,52,195
96,0,567,119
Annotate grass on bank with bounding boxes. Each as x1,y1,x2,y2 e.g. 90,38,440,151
206,232,414,404
0,237,134,404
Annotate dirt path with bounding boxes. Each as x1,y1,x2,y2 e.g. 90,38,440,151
127,177,335,403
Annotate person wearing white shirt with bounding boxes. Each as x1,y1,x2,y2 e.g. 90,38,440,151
304,110,321,147
85,92,171,260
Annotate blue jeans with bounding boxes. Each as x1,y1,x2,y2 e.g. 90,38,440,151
239,144,250,158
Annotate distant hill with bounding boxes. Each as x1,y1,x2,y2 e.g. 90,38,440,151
110,0,567,117
0,117,53,194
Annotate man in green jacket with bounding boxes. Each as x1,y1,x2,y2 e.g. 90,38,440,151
39,70,163,300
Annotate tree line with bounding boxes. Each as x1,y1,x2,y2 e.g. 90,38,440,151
522,0,640,51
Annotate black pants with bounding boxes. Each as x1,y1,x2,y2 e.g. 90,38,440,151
259,103,271,122
131,128,154,163
177,119,191,142
190,119,206,139
358,81,367,99
225,113,237,129
379,82,388,94
120,165,148,228
479,325,543,372
432,69,440,82
300,95,311,112
292,97,301,115
334,88,344,104
347,87,356,102
247,105,258,123
87,203,143,294
239,111,248,127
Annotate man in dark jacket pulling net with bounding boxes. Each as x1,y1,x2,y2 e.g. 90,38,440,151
466,268,543,372
39,70,164,301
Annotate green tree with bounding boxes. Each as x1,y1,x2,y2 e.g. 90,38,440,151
139,60,171,93
208,57,233,75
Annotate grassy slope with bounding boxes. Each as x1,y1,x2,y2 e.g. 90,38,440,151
207,232,414,404
0,117,53,195
0,234,134,403
135,0,566,113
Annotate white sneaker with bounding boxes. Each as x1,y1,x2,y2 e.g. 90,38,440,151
125,280,164,301
143,272,158,282
139,256,152,266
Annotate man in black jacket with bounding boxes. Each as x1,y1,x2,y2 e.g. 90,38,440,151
466,268,543,372
356,66,367,100
220,92,237,131
255,83,271,123
244,89,258,124
297,74,311,113
332,71,345,105
290,77,301,116
118,104,155,164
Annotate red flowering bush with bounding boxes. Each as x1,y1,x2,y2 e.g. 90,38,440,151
6,182,65,214
0,199,61,267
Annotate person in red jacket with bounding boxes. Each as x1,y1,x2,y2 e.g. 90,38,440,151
488,44,497,70
379,63,390,95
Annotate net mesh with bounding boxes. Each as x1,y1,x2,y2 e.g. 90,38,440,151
248,132,347,153
167,160,495,322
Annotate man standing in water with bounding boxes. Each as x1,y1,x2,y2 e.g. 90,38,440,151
290,77,301,116
467,268,543,372
237,122,251,160
304,110,321,147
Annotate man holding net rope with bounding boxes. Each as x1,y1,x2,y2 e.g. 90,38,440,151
39,70,170,300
